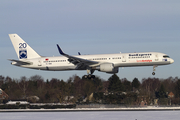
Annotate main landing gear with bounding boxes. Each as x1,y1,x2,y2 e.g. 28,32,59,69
152,65,157,75
84,74,95,79
84,69,96,79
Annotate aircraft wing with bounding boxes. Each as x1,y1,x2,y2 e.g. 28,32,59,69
8,59,32,65
57,45,99,69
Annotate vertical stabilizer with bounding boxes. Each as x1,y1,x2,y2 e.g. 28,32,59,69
9,34,41,59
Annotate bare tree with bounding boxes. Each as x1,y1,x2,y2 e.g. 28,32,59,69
18,76,29,98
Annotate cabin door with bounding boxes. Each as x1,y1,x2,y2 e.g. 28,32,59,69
155,54,159,62
38,59,42,66
122,55,126,62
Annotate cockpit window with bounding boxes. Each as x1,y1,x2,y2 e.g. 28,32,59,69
163,55,170,58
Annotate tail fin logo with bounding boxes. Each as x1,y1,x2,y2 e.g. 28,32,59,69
19,43,27,59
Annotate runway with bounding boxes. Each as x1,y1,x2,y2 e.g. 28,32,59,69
1,110,180,120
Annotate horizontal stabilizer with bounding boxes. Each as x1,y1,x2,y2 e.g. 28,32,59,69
8,59,32,65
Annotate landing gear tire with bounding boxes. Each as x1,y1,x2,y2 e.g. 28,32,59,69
152,72,155,75
84,75,88,79
88,74,92,79
91,75,95,79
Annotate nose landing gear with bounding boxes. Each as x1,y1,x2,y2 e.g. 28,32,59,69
152,65,157,75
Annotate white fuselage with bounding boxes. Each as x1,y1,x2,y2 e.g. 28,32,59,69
14,52,174,72
9,34,174,76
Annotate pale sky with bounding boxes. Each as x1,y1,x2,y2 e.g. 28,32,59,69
0,0,180,81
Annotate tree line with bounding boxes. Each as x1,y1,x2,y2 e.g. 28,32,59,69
0,74,180,106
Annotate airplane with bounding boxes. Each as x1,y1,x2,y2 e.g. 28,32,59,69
8,34,174,79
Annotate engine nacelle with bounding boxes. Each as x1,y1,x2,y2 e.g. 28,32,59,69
99,63,119,74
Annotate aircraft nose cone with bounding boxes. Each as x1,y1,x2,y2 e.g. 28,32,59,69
170,59,174,64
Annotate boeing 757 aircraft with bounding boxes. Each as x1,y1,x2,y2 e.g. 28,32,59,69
9,34,174,79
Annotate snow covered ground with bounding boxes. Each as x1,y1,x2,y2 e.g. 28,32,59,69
1,106,180,112
0,111,180,120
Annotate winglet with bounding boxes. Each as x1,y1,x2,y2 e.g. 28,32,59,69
57,44,65,55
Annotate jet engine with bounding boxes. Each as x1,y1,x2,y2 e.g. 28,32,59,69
99,63,119,73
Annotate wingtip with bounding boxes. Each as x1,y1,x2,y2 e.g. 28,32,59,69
57,44,65,55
